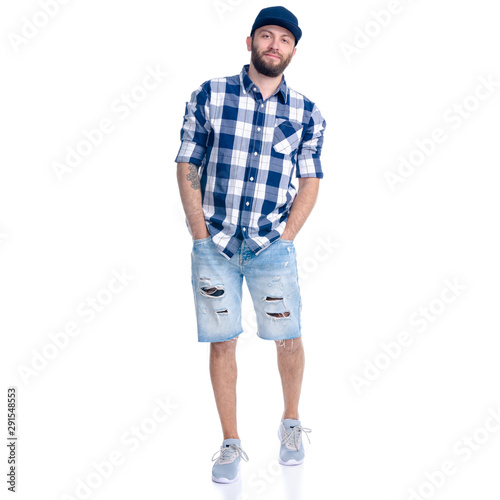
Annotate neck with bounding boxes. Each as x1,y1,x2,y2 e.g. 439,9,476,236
247,63,283,100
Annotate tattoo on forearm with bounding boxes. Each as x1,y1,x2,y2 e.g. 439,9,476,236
186,163,200,190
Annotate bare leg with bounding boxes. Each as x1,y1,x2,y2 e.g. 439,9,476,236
209,337,240,440
275,337,305,420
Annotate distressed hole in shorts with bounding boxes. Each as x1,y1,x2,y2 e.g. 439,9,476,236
215,309,229,315
200,285,225,298
264,296,283,302
266,311,290,318
199,277,225,298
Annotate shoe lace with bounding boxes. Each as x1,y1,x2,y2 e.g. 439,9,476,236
280,425,312,451
211,443,249,463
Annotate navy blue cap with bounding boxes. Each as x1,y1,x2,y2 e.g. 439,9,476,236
250,6,302,45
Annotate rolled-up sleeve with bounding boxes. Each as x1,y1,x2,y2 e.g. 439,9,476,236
296,104,326,178
174,85,211,166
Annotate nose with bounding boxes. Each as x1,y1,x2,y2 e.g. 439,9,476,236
268,37,280,51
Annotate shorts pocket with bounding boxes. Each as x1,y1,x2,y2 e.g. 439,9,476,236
193,236,211,245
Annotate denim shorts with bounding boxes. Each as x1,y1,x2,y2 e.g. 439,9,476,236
191,237,302,342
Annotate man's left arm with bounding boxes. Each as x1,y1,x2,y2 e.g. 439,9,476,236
281,178,320,240
281,104,326,241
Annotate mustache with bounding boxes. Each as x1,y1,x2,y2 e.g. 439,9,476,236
263,51,281,58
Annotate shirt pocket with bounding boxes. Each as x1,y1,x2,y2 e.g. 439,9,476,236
272,117,303,156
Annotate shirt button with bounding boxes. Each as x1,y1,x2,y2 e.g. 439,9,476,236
246,202,250,206
250,177,254,181
242,228,246,232
253,87,257,91
257,127,261,131
260,104,264,108
254,151,258,156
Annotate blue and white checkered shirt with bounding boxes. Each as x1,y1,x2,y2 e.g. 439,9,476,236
175,64,326,260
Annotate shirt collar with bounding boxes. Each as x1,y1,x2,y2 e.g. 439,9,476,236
240,64,288,104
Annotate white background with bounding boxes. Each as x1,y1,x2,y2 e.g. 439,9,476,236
1,0,500,499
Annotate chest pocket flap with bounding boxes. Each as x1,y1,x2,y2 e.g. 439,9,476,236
273,118,303,155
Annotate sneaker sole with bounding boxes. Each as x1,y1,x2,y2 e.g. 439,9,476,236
279,457,304,466
212,474,240,484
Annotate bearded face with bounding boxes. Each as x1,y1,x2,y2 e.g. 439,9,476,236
250,29,295,78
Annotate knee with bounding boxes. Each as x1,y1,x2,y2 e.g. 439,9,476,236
275,337,302,353
210,337,238,356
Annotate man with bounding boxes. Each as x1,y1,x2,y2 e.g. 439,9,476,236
175,6,326,483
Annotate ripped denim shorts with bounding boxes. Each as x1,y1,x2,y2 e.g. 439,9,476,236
191,237,302,342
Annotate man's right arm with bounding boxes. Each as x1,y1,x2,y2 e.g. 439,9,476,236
176,162,210,240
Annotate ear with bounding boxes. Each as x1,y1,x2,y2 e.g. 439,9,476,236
246,36,252,52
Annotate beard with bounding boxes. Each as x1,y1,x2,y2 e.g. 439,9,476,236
250,39,294,78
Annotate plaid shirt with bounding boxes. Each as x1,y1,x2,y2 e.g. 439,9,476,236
175,64,326,260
